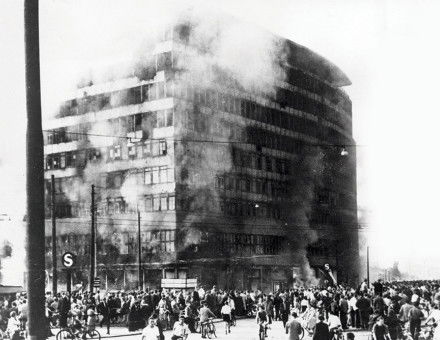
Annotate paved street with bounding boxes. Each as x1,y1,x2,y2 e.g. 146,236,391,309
49,319,371,340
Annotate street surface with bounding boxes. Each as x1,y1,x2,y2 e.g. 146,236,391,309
50,318,371,340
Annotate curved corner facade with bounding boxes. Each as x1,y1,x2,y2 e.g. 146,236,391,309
43,21,359,292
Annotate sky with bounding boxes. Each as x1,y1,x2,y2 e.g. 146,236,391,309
1,0,440,279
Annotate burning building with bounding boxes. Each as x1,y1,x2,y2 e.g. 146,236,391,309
43,12,359,292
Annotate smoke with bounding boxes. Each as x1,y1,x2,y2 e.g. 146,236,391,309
283,147,326,286
0,217,25,285
45,4,328,285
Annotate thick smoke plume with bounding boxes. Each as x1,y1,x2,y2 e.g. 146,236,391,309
284,147,325,286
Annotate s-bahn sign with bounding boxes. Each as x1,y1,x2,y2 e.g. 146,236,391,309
62,252,75,268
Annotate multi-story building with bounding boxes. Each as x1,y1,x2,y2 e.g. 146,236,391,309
43,18,359,292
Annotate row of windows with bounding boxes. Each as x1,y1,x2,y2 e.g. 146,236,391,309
174,82,349,137
45,229,176,256
45,139,169,170
45,165,174,197
199,232,283,255
57,78,172,118
232,148,289,174
285,67,351,113
214,175,288,197
181,109,345,157
45,193,176,218
45,109,173,146
220,199,281,220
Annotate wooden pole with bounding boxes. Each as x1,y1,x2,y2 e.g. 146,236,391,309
24,0,46,338
138,209,143,290
89,185,95,293
51,175,57,295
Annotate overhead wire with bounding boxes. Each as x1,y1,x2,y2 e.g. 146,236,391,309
43,129,363,148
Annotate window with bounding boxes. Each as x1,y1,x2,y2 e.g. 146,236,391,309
159,166,168,183
255,179,262,194
159,140,167,155
143,141,152,156
109,145,121,160
46,156,53,170
168,195,175,210
157,110,166,128
167,168,175,182
52,154,60,169
153,196,160,211
144,168,152,185
265,157,272,172
152,167,159,183
126,143,136,157
144,195,153,211
60,154,66,168
160,196,167,211
166,109,173,126
215,176,225,190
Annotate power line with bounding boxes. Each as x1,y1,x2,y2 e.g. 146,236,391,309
54,218,368,231
43,129,363,148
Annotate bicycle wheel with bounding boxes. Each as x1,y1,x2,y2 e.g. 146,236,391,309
211,323,217,338
86,330,101,340
299,326,305,340
56,329,73,340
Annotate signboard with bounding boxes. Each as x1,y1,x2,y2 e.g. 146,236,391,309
161,278,197,289
93,278,101,288
62,252,75,268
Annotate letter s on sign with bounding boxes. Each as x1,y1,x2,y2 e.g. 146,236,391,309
62,252,74,268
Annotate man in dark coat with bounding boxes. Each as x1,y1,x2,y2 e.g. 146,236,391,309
58,293,70,328
274,293,282,321
356,293,372,330
313,315,330,340
280,296,290,328
97,297,111,335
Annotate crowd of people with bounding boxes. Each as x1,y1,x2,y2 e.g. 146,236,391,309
1,279,440,340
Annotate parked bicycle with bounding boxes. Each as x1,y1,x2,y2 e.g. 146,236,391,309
200,317,217,339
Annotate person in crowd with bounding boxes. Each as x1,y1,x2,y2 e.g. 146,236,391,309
312,315,330,340
220,301,232,334
141,317,160,340
409,301,424,340
372,316,391,340
256,305,268,338
199,301,216,338
356,293,372,329
385,309,401,340
280,295,291,328
339,294,349,329
286,311,302,340
171,315,189,340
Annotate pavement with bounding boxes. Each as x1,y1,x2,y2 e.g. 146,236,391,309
50,318,372,340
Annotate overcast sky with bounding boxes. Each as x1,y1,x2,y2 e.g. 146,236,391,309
1,0,440,278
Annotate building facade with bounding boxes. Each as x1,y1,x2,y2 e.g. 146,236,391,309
43,19,359,292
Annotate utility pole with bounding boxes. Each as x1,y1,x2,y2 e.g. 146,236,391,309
137,209,142,290
89,185,95,293
367,246,370,287
51,175,57,295
24,1,46,339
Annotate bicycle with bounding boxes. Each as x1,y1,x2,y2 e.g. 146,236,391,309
56,325,101,340
201,318,217,339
